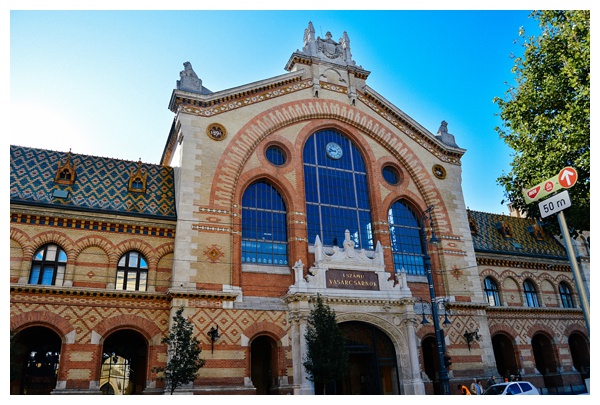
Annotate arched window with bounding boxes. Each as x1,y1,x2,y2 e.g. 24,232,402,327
303,129,372,249
559,282,575,308
484,277,502,306
116,251,148,291
388,200,425,276
523,279,540,307
29,243,67,286
241,180,288,265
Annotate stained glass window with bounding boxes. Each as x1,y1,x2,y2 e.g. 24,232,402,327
242,181,288,265
303,129,372,249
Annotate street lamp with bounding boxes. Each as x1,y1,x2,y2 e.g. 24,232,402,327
420,205,450,395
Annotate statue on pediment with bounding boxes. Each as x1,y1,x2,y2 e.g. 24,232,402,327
300,22,356,66
317,31,344,60
436,120,459,147
177,61,204,93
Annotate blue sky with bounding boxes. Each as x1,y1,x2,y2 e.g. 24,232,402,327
7,3,586,215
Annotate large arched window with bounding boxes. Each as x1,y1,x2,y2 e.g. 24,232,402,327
116,251,148,291
388,201,425,275
559,282,575,308
29,243,67,286
523,279,540,307
484,277,502,306
303,129,372,249
241,180,288,266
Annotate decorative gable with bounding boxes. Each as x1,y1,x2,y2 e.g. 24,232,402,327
495,219,512,238
128,159,147,193
528,221,546,241
467,210,478,235
54,150,76,185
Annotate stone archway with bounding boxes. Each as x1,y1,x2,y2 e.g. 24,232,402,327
491,333,520,379
568,332,590,382
333,321,400,395
100,329,148,395
10,326,62,395
532,333,560,389
250,335,278,394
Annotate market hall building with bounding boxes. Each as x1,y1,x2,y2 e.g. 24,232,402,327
9,22,589,395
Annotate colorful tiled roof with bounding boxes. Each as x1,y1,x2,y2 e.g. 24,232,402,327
468,210,566,259
10,145,176,219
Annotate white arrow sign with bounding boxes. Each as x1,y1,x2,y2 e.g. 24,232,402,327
539,190,572,218
560,170,574,186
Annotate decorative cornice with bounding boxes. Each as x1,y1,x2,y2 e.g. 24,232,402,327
476,256,570,271
172,75,308,116
282,292,412,307
485,304,584,317
10,210,176,238
10,285,238,302
359,90,464,165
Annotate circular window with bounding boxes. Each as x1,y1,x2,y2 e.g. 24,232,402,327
382,165,400,185
432,164,447,179
265,145,287,166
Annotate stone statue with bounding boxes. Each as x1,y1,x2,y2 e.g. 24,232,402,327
177,61,203,93
436,120,459,147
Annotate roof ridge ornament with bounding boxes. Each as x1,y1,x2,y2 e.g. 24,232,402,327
177,61,212,95
54,149,76,185
436,120,459,148
301,21,356,66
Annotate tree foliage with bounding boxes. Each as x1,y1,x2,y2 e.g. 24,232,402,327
494,10,590,234
303,294,349,394
153,306,206,394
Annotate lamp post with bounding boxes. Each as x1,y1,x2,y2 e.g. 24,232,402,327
420,205,450,395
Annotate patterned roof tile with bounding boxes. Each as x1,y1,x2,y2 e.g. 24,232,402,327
468,209,566,259
10,145,176,219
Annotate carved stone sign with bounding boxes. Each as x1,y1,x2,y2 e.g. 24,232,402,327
326,269,379,291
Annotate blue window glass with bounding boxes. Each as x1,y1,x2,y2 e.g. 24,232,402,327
484,277,502,306
382,166,399,185
303,129,372,249
388,201,426,275
524,279,540,307
266,145,286,166
559,282,574,308
242,180,288,266
116,251,148,291
28,244,67,286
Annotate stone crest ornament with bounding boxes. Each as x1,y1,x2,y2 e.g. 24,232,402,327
318,32,343,59
301,21,356,66
432,164,447,179
206,123,227,141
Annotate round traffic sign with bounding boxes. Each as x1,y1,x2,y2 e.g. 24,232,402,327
558,167,578,188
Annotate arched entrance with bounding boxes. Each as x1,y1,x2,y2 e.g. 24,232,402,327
421,335,442,394
335,321,399,395
568,332,590,382
250,335,278,394
10,326,62,395
532,333,559,388
491,333,520,380
101,329,148,394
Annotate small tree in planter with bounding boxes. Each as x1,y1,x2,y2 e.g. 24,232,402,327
153,306,206,394
303,294,349,394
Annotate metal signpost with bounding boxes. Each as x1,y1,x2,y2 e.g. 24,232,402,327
524,167,590,335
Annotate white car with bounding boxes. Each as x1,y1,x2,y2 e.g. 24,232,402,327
483,381,539,395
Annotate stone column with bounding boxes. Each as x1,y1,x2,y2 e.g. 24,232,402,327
289,310,313,395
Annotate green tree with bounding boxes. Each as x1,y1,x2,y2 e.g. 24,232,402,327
303,294,348,394
153,306,206,394
494,10,590,234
